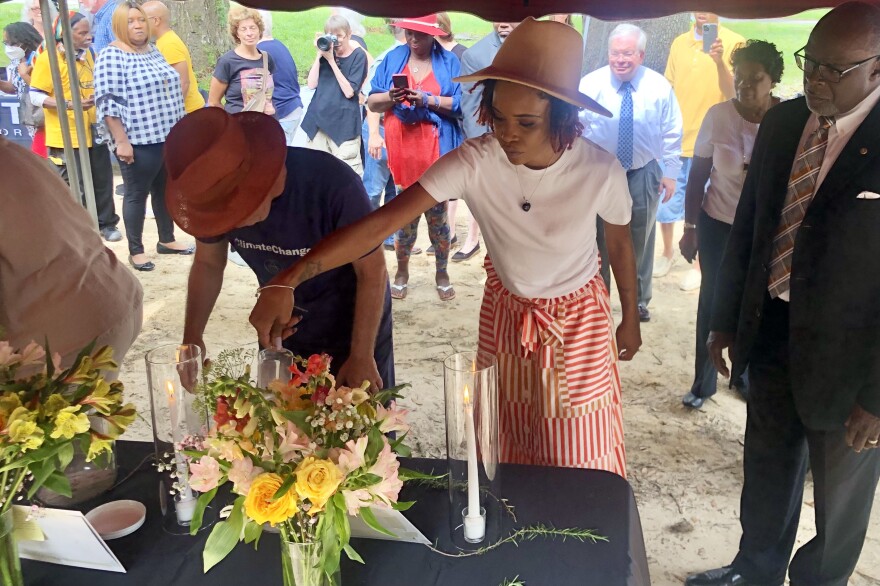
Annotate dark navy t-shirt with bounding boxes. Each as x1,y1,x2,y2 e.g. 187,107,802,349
214,148,393,363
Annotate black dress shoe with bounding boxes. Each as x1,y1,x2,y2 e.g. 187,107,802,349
682,392,705,409
128,256,155,272
686,566,756,586
452,243,481,262
638,304,650,322
156,243,195,255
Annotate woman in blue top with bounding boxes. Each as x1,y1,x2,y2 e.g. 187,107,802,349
366,15,463,301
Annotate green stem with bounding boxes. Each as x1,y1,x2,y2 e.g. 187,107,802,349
1,469,28,516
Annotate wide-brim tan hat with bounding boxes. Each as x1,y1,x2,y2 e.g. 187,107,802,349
164,108,287,239
455,17,611,118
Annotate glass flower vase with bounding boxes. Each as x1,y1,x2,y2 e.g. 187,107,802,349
280,538,340,586
0,509,23,586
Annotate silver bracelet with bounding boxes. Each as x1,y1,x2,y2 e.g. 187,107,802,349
255,284,295,298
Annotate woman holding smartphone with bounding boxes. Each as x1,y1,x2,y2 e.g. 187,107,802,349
250,19,641,475
366,14,462,301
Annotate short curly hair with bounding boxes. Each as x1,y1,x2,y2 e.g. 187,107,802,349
476,80,584,153
228,6,264,45
730,40,785,84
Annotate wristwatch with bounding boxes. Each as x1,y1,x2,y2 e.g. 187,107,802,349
684,222,697,230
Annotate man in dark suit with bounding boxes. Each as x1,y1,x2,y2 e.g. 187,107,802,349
687,3,880,586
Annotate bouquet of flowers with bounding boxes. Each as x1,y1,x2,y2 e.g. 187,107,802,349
0,339,136,512
188,351,412,585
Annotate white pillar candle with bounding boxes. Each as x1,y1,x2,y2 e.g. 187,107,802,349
463,385,485,541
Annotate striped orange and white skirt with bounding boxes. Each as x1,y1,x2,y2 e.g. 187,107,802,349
478,257,626,477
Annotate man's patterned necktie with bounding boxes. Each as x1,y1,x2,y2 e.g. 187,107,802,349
616,81,634,170
767,116,835,298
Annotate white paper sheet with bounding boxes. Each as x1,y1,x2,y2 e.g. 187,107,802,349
15,506,126,573
348,507,431,545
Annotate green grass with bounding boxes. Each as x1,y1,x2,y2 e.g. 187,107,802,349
0,3,20,69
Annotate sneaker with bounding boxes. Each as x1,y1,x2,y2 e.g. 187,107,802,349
638,304,651,322
653,255,676,278
679,268,702,291
100,226,123,242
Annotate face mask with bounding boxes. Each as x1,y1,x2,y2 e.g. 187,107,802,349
4,45,25,61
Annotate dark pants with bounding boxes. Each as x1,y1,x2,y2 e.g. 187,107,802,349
286,333,396,390
690,210,748,398
119,143,176,256
597,160,661,306
49,144,119,230
732,297,880,586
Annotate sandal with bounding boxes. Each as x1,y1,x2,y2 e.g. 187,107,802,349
390,283,408,300
436,284,456,301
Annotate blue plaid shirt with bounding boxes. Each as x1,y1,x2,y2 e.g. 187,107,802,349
94,46,185,147
92,0,117,54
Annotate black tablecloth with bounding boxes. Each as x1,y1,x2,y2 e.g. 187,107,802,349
22,441,650,585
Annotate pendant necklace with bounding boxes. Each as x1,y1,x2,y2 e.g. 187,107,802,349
515,152,560,212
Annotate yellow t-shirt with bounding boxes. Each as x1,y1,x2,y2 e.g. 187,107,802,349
156,30,205,113
29,49,98,149
664,26,745,157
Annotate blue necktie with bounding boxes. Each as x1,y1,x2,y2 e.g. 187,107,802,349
617,81,634,170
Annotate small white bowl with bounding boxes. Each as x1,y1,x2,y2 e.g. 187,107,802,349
86,500,147,540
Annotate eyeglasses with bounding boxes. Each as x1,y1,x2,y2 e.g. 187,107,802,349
794,47,880,83
609,51,637,59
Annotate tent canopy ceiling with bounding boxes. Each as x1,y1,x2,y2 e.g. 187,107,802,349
236,0,845,21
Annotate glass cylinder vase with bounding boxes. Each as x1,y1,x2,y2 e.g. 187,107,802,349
280,538,340,586
0,509,23,586
443,351,501,549
257,347,295,389
145,344,211,534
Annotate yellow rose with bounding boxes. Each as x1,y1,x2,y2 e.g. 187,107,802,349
294,457,343,515
8,419,44,451
50,406,91,440
244,473,299,526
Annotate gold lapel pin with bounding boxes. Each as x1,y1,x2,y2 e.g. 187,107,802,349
860,147,868,155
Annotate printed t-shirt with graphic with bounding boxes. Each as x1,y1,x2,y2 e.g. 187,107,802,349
200,148,393,361
664,25,744,156
156,30,205,113
419,135,632,299
213,49,276,114
30,49,97,149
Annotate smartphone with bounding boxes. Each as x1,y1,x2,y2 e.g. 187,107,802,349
392,74,409,90
702,23,719,53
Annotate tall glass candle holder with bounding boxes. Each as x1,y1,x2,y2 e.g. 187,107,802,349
444,351,500,549
145,344,212,534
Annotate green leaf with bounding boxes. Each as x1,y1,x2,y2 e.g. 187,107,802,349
0,443,64,472
203,497,246,572
391,500,415,512
372,383,411,405
40,469,72,498
56,443,75,471
26,458,59,499
244,520,263,548
278,410,311,434
272,474,296,501
398,467,445,482
343,543,364,564
365,427,384,464
189,487,218,536
358,507,395,538
346,473,382,490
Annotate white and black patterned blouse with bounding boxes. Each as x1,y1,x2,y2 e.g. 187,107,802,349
94,45,185,148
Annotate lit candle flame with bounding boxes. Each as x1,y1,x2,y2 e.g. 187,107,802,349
165,380,175,400
463,384,470,405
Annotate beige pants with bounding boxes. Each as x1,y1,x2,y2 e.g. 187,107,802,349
305,130,363,177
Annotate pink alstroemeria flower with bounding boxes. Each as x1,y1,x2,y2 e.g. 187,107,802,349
189,455,223,492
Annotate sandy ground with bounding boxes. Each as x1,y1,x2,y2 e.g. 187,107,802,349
105,196,879,586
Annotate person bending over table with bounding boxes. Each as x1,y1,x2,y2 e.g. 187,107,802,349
165,108,394,393
249,19,641,475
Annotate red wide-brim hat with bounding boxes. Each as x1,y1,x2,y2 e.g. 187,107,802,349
395,15,447,37
164,108,287,239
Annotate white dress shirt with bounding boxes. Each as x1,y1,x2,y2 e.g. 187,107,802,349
579,65,684,179
778,82,880,302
